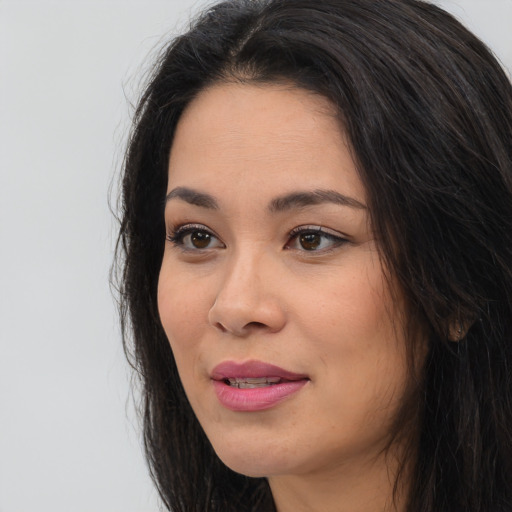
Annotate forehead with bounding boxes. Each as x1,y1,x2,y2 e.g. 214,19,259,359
167,82,365,205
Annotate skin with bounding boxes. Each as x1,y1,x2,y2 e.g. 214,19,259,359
157,82,413,512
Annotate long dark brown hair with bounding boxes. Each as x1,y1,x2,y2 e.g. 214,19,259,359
114,1,512,510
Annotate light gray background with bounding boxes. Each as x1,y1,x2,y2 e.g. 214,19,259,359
1,1,510,511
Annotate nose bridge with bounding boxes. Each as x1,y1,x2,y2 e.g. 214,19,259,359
208,243,285,335
226,244,265,294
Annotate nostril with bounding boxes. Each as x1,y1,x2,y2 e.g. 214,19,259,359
208,297,286,336
211,320,271,335
246,321,267,329
213,322,227,333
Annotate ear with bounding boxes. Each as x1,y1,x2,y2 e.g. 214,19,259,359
447,318,474,342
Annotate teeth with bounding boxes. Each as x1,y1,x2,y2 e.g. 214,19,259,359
227,377,281,388
245,377,281,384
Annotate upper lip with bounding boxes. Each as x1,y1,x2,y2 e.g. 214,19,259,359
211,360,309,381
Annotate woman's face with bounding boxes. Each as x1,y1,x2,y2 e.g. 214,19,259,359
158,83,411,479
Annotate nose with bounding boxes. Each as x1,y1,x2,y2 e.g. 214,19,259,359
208,250,287,337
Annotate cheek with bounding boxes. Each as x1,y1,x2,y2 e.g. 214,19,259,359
294,261,408,412
157,267,211,365
297,260,395,348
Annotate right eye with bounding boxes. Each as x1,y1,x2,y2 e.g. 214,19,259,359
166,224,224,251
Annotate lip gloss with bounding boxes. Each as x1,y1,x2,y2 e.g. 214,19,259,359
211,360,309,412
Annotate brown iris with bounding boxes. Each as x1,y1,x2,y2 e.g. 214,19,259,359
300,232,321,250
191,230,211,249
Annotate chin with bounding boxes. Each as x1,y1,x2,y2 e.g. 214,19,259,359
217,453,287,478
209,436,299,478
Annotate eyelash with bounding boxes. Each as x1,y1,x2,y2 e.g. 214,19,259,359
165,224,348,253
286,225,348,253
165,224,224,251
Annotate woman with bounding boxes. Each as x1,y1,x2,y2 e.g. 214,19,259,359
115,0,512,510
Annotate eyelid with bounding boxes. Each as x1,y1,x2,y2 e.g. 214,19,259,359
286,225,349,252
166,223,225,250
288,224,348,238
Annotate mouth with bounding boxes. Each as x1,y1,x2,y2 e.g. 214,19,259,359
210,360,309,412
224,376,285,389
211,359,308,383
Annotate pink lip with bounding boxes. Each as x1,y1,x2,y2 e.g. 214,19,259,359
211,360,309,412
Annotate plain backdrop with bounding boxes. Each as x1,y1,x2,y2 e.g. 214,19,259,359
0,1,510,511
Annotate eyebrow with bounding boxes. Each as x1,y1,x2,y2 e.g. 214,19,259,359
165,186,366,212
165,187,219,209
268,189,366,212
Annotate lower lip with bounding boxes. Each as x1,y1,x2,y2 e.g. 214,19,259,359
212,379,308,412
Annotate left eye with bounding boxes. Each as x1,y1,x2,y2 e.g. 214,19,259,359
286,227,348,252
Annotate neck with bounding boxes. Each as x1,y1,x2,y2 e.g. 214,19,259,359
268,448,410,512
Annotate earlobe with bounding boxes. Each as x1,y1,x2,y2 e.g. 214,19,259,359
448,323,463,342
447,318,473,342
